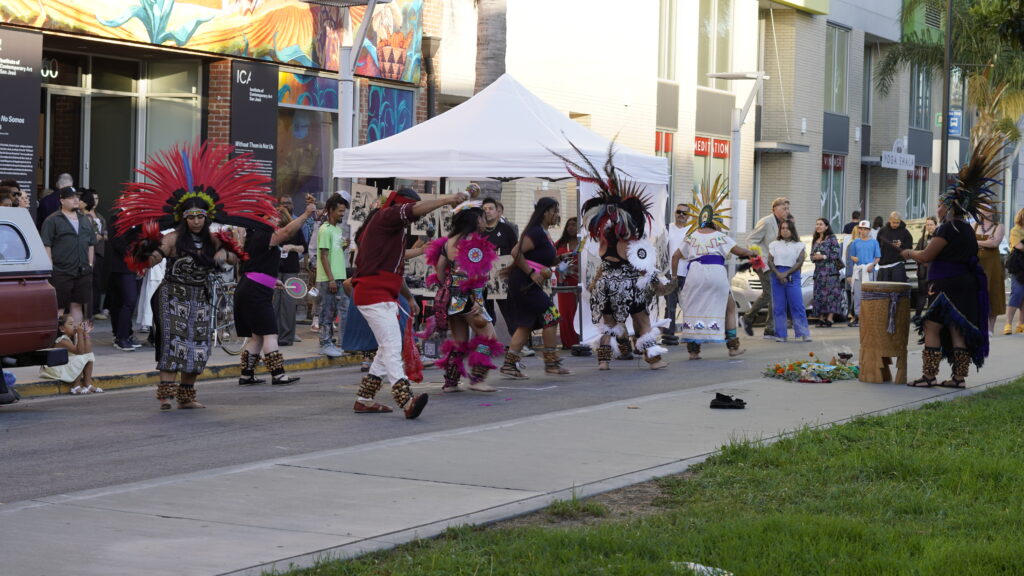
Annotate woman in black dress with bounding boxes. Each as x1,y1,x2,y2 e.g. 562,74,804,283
500,197,572,378
901,137,1001,388
235,194,318,385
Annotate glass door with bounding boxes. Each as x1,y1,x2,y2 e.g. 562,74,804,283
88,95,136,197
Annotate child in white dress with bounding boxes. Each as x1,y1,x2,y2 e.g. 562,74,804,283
40,315,102,394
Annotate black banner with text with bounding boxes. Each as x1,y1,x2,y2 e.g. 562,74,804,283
230,60,278,189
0,27,42,194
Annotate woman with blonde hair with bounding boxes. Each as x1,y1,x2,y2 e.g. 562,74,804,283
1005,207,1024,334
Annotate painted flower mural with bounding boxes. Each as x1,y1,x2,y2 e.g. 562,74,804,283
0,0,423,81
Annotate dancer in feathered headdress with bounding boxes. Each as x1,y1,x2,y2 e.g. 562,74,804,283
112,141,278,411
550,140,668,371
901,135,1005,388
423,201,504,393
669,176,757,360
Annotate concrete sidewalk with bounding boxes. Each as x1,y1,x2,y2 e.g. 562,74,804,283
6,320,357,398
2,336,1021,576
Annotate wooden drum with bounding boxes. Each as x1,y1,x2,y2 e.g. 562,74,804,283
858,281,912,384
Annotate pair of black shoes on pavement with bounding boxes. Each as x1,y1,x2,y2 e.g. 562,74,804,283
710,392,746,409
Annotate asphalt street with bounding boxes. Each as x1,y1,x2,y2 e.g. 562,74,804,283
0,327,860,504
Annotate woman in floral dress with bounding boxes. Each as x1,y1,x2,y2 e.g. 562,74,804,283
810,218,844,327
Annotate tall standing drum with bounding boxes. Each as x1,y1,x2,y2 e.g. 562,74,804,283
859,281,912,384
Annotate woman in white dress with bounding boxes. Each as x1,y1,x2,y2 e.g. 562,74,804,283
670,178,756,360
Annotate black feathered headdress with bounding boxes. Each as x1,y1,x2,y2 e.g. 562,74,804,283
939,136,1004,223
549,139,654,241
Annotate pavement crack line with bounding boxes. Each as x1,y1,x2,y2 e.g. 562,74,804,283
276,463,540,493
45,500,355,538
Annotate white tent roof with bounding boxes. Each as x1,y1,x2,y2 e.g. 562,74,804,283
333,74,669,184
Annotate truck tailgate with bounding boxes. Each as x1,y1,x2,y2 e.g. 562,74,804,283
0,274,58,356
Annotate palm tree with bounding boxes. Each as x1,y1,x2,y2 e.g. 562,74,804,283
474,0,507,94
875,0,1024,143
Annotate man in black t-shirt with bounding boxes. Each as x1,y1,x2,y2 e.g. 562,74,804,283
481,197,517,335
842,210,861,235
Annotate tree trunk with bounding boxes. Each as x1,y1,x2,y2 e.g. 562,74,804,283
474,0,507,94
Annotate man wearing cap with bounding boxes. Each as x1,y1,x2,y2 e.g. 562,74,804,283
745,197,792,337
351,187,469,419
41,186,96,324
846,219,881,327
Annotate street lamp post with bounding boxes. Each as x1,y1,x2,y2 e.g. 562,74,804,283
299,0,391,196
705,71,768,237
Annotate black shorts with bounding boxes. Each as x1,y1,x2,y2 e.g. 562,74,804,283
51,270,92,310
233,277,278,337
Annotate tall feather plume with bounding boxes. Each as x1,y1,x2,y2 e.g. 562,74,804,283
683,175,732,237
549,137,653,241
941,135,1005,224
113,141,277,237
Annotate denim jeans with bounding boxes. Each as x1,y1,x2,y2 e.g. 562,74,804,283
769,266,809,340
317,281,349,348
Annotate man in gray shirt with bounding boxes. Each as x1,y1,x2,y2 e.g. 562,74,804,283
745,197,791,338
41,187,96,324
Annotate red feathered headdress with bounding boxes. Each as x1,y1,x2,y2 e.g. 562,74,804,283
113,141,278,237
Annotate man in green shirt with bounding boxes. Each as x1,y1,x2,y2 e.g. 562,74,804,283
317,194,349,357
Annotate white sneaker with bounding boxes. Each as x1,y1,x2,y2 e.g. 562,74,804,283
801,336,813,342
521,346,536,357
320,344,343,358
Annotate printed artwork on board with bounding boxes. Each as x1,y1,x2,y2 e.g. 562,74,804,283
404,253,432,296
485,255,513,300
410,194,438,238
434,205,453,237
347,183,379,236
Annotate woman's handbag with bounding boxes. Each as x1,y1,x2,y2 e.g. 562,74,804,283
1006,248,1024,282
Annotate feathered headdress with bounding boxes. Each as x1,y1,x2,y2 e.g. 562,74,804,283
113,141,277,236
549,139,654,241
682,175,731,237
940,136,1004,223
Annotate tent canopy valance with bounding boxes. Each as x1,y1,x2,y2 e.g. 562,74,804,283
332,74,669,185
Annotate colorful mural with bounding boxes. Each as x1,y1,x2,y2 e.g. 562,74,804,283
365,84,414,143
349,0,422,84
0,0,422,81
278,71,338,109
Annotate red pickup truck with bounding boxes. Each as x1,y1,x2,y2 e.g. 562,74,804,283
1,207,67,404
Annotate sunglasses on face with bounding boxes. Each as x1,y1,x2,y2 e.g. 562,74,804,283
12,192,22,198
675,210,686,215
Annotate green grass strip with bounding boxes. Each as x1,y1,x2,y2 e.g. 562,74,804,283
281,380,1024,576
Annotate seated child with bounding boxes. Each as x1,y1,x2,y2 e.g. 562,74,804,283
40,315,103,394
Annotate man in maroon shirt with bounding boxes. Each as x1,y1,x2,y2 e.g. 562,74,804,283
351,187,468,419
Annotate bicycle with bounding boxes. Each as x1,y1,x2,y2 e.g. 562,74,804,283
210,271,247,355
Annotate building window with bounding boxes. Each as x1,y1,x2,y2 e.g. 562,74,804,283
659,0,677,81
910,63,931,129
906,166,929,219
698,0,733,90
656,130,675,222
862,48,872,124
694,135,730,191
824,24,849,114
820,154,845,230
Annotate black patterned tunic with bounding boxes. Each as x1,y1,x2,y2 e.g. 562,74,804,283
153,254,214,374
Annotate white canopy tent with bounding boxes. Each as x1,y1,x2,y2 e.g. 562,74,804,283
332,73,671,344
332,73,669,185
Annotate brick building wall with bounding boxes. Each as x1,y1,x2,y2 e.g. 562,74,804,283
207,60,232,148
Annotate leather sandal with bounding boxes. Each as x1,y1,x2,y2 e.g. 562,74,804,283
403,393,429,420
937,378,966,389
353,401,393,414
908,376,937,388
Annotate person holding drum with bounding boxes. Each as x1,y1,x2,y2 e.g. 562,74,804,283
235,193,318,386
901,136,1001,388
